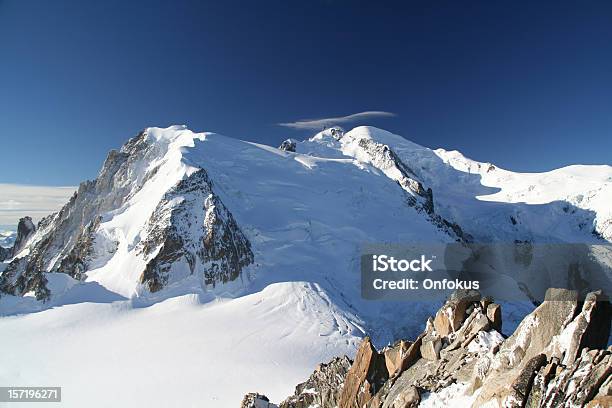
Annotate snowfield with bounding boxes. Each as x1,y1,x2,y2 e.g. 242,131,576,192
0,125,610,407
0,283,360,407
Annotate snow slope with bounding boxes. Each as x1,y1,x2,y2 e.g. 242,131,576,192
0,283,360,408
434,148,612,242
0,125,610,408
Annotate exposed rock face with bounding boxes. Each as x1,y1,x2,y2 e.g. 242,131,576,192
472,288,580,406
384,339,421,378
378,293,494,407
0,246,9,262
56,216,102,281
279,356,352,408
419,334,442,361
529,347,611,407
486,302,502,332
138,169,253,292
11,216,36,257
279,139,297,152
388,385,419,408
0,216,36,262
338,337,388,408
246,288,611,408
433,289,481,336
503,353,548,407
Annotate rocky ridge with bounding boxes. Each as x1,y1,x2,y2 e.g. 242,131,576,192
243,288,611,408
310,127,470,242
137,168,253,292
356,138,470,241
11,216,36,257
0,217,36,262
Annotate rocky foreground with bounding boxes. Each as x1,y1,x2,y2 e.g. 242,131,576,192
242,289,611,408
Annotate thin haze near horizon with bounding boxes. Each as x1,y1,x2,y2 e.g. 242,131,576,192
1,0,612,189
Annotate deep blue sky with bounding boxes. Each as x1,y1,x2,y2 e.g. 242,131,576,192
1,0,611,185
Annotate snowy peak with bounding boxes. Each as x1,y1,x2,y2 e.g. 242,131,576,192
344,126,425,149
0,127,253,301
303,126,433,207
339,128,432,205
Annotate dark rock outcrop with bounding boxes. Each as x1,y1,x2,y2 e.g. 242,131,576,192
279,139,297,152
0,217,36,262
330,127,344,140
534,346,611,407
0,246,9,262
11,216,36,257
55,216,101,281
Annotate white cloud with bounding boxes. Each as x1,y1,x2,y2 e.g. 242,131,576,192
0,184,76,226
278,111,396,130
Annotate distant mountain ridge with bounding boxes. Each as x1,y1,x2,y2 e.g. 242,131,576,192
0,227,16,249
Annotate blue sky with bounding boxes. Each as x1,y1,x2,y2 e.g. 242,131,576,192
1,0,611,186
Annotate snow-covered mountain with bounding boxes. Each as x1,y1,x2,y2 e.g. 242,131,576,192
0,227,16,249
0,125,610,407
0,227,16,262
